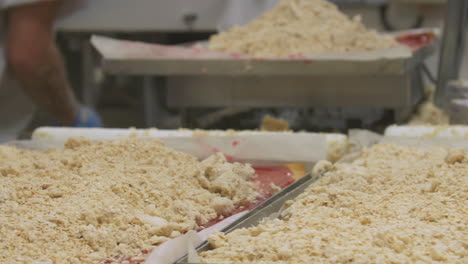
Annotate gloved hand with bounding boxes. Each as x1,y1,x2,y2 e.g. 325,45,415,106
51,106,103,127
72,106,103,127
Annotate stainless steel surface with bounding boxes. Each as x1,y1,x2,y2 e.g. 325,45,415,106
103,58,404,76
175,171,323,264
143,77,157,127
435,0,468,107
195,108,252,127
81,39,97,107
142,77,180,128
167,68,424,123
446,80,468,102
57,0,277,33
167,72,423,109
93,32,434,125
99,44,434,76
57,0,224,32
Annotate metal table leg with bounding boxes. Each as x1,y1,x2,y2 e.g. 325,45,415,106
143,76,178,128
435,0,468,107
143,77,157,127
179,108,189,128
81,36,97,107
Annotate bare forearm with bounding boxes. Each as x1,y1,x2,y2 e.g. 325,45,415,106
6,1,79,126
12,43,78,125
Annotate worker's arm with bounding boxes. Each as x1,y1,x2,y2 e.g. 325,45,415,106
5,0,79,126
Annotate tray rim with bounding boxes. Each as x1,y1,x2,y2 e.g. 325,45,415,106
174,170,327,264
93,28,438,77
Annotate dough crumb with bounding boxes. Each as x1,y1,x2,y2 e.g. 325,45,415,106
209,0,397,57
269,183,282,194
445,148,465,164
260,115,290,132
200,144,467,264
409,102,450,125
0,138,258,264
312,160,334,176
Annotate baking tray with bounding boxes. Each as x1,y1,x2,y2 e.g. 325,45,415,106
175,171,325,264
174,128,468,264
91,29,437,77
3,139,310,264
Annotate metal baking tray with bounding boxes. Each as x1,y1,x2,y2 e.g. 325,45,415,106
91,29,437,77
91,30,436,122
174,171,325,264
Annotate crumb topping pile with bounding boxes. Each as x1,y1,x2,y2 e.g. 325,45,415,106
0,138,257,264
201,144,467,263
208,0,397,57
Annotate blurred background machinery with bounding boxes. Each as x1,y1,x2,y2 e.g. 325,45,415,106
26,0,465,134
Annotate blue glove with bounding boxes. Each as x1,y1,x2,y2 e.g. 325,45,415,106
73,106,103,128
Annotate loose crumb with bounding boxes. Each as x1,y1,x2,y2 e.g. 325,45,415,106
260,115,290,132
409,102,450,125
0,138,258,264
269,183,282,194
200,144,467,263
208,0,397,57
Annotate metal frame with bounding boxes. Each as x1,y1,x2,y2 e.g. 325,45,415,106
166,68,424,125
91,32,434,126
57,0,279,112
167,74,418,108
435,0,468,107
80,3,436,127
